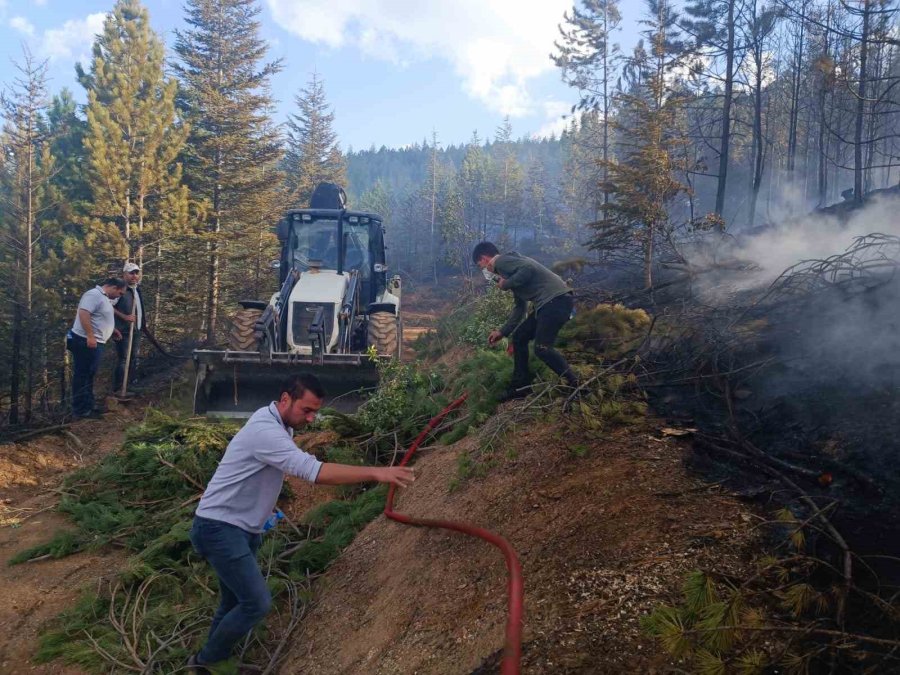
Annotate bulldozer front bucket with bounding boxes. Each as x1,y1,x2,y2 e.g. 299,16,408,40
193,350,382,418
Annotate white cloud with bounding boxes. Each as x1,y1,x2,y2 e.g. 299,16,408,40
266,0,571,116
532,100,571,139
38,12,106,62
10,15,35,36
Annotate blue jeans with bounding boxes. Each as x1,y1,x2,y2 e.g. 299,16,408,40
66,332,104,416
189,516,271,664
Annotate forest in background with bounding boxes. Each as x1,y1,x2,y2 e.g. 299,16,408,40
1,0,898,424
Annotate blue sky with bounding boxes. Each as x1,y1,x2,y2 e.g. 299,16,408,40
0,0,642,151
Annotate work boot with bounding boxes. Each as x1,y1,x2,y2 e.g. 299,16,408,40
498,384,532,402
562,368,580,389
561,372,584,412
186,654,210,674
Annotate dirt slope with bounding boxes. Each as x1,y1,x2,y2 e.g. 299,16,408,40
0,405,147,673
283,417,760,674
0,355,194,673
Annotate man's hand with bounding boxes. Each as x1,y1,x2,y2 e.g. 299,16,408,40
113,329,123,341
488,329,503,346
375,466,416,488
497,278,506,289
120,314,135,323
86,335,98,349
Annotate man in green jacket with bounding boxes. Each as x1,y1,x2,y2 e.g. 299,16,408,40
473,241,579,401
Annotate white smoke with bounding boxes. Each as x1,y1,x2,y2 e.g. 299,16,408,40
737,193,900,281
681,190,900,306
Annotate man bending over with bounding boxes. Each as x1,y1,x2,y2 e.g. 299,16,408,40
473,241,579,401
187,373,414,671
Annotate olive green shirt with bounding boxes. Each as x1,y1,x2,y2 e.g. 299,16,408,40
494,252,571,336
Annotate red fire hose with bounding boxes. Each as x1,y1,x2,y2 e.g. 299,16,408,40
384,393,524,675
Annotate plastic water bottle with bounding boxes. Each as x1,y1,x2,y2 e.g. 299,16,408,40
263,509,284,532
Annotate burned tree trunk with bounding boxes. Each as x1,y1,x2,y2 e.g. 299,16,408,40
854,0,871,204
714,0,737,219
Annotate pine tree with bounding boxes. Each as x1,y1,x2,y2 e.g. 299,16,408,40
284,73,346,208
742,1,780,226
357,179,395,222
682,0,740,220
558,112,607,250
426,130,440,282
525,157,549,240
43,89,96,296
46,89,90,210
77,0,189,271
458,131,490,240
0,49,60,422
438,170,473,279
493,117,525,245
592,0,693,289
174,0,284,343
554,0,622,211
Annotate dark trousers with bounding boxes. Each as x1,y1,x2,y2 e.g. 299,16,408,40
113,328,141,390
189,516,271,664
67,332,104,416
511,293,576,387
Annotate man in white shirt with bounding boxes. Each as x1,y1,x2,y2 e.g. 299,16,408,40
66,278,127,418
187,373,415,671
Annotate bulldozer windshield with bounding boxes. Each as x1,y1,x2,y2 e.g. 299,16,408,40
289,218,371,277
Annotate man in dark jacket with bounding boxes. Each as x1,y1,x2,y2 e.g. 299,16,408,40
473,241,579,400
113,262,144,391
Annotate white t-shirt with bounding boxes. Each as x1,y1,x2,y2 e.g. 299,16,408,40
71,286,116,343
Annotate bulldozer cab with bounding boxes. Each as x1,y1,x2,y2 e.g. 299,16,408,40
277,209,387,307
192,205,398,418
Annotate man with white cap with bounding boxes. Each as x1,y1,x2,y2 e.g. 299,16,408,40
113,262,145,392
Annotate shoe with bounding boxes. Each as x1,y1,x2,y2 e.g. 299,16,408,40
498,385,531,402
186,654,210,674
73,410,103,420
562,385,586,412
562,369,580,390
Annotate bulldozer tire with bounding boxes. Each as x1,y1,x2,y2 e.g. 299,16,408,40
229,308,263,351
368,311,398,357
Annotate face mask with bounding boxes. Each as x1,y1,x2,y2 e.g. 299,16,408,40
482,267,500,284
